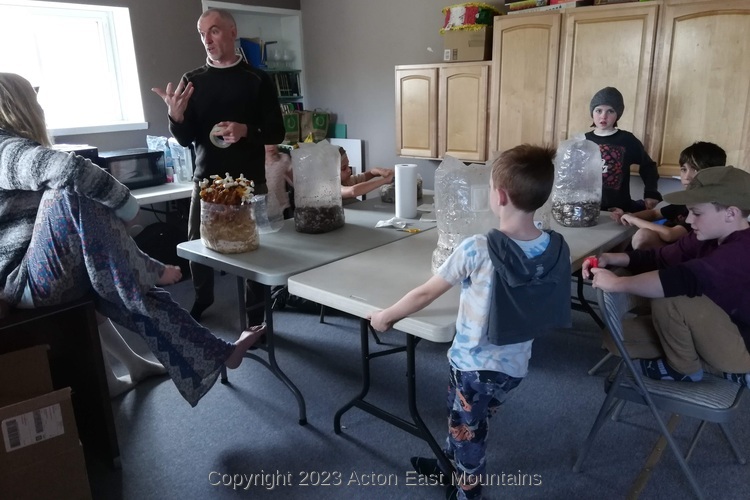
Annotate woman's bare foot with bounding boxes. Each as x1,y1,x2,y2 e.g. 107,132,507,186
157,265,182,286
225,324,266,369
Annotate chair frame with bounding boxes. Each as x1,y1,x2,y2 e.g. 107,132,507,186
573,288,746,500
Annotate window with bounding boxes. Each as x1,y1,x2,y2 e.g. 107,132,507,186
0,0,146,135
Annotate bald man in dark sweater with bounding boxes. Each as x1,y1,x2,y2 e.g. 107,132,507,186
154,8,284,325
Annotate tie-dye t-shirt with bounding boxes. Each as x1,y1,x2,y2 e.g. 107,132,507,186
437,232,550,377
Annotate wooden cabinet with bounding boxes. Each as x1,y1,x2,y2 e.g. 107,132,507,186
489,3,657,151
488,12,561,154
395,66,438,158
396,62,490,162
439,64,490,161
555,2,658,143
488,0,750,176
647,0,750,176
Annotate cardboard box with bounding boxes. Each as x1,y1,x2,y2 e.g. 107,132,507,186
443,26,493,62
0,346,92,500
3,443,91,500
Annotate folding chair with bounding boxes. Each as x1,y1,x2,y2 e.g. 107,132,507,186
573,288,746,500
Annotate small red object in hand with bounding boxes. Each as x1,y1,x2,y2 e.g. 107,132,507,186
585,256,599,269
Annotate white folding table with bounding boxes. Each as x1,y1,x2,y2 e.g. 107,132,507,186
176,197,435,425
287,213,634,471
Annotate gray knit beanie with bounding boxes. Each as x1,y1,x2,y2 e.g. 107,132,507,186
590,87,624,118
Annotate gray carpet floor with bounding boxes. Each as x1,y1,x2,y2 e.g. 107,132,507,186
87,271,750,499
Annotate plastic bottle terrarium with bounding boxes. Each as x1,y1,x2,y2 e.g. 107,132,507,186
199,173,259,253
291,141,345,234
251,193,284,234
379,174,423,204
432,156,496,274
550,139,604,227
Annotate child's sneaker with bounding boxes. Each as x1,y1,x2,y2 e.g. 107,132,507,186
445,483,482,500
640,358,703,382
410,456,450,486
723,372,750,387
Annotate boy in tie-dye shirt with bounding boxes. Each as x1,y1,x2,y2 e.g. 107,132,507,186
370,145,571,500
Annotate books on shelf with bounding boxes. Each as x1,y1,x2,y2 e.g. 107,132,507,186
236,40,302,101
239,37,266,68
280,102,303,113
270,71,302,100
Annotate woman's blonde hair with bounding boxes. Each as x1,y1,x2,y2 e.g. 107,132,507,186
0,73,51,146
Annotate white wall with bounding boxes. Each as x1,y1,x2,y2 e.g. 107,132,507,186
298,1,690,197
632,175,681,210
299,0,490,188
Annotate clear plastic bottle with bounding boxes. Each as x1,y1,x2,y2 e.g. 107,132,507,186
534,197,552,231
550,139,603,227
291,141,345,234
431,156,496,274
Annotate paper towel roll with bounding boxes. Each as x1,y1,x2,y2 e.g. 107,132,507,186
395,164,418,219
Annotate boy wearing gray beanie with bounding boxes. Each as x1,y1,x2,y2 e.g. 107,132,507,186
584,86,662,216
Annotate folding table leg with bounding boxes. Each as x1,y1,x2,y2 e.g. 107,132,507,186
224,277,307,425
405,334,455,476
219,276,249,383
334,319,374,433
334,319,454,476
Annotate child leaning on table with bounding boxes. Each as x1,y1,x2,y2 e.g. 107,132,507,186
369,145,572,500
619,141,727,250
338,147,394,202
264,144,293,218
585,87,662,217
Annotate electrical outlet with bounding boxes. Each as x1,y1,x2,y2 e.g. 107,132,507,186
443,49,452,61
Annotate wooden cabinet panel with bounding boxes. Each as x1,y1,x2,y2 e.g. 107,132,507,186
488,12,561,155
556,3,658,142
648,1,750,176
440,64,489,162
395,62,489,161
395,67,439,158
485,0,749,177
